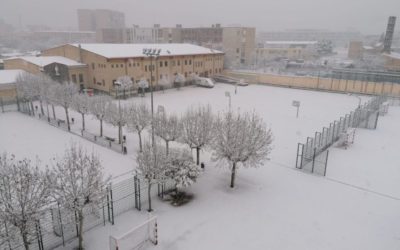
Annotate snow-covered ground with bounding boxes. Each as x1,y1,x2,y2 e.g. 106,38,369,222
1,83,399,250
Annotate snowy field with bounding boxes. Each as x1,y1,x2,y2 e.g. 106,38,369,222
0,83,399,250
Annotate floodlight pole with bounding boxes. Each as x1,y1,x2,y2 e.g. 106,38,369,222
143,48,161,149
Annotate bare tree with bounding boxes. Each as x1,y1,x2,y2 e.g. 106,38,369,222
37,75,56,121
211,111,273,188
126,103,151,152
0,153,53,250
180,105,214,165
90,95,112,137
52,144,109,250
154,110,182,155
136,141,167,212
105,102,128,144
72,93,91,131
52,82,79,131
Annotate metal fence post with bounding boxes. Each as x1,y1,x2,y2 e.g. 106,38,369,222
110,184,115,225
311,148,316,173
134,175,141,211
36,220,44,250
106,186,111,222
0,97,4,113
323,150,330,176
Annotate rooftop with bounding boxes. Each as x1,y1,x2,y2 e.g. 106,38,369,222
70,43,224,59
0,69,27,85
6,56,86,67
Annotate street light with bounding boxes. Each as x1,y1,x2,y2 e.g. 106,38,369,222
142,48,161,149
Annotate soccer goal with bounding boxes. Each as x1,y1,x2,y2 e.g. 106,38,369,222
109,216,158,250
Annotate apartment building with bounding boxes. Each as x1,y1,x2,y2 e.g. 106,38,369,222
77,9,125,31
125,25,159,43
222,27,256,68
40,43,224,94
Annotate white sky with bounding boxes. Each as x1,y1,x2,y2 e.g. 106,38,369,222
0,0,399,34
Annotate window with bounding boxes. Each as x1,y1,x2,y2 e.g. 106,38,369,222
93,78,96,84
236,48,240,53
145,65,148,71
71,74,77,83
164,61,168,67
91,63,95,70
177,61,180,66
189,60,192,65
129,63,131,67
79,74,83,83
121,64,123,68
160,61,163,67
116,64,119,68
111,64,114,68
185,60,187,65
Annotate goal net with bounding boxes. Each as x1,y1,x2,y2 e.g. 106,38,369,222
109,216,158,250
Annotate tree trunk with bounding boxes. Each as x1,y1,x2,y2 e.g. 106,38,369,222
118,124,122,144
230,162,237,188
52,105,56,120
147,179,153,212
196,147,200,165
30,102,35,116
81,113,85,131
65,107,70,131
20,228,30,250
78,210,84,250
138,131,143,152
46,103,50,122
39,99,44,116
166,141,169,155
100,119,103,137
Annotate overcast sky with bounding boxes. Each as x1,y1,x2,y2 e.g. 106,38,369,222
1,0,399,34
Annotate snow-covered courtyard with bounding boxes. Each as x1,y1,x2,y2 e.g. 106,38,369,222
1,83,399,250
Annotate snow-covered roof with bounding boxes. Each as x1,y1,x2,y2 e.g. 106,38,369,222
70,43,224,59
385,52,400,60
265,41,318,45
0,69,27,85
5,56,86,67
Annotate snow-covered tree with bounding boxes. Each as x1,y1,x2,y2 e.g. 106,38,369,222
211,111,273,188
138,77,149,97
37,75,56,121
136,141,167,212
126,103,151,152
52,82,79,131
115,76,134,99
158,77,171,92
154,110,182,155
105,102,128,144
15,72,40,116
52,143,109,250
165,148,201,192
0,153,53,250
72,93,91,131
180,105,214,165
90,95,112,137
174,73,185,90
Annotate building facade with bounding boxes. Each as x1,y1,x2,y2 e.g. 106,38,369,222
125,25,159,43
222,27,256,68
384,53,400,72
41,43,224,94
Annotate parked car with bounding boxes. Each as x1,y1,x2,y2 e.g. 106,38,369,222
195,77,215,88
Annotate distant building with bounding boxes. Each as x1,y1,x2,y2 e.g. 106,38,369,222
77,9,126,31
222,27,256,68
258,29,362,47
32,30,96,45
348,41,364,60
41,43,224,94
256,41,318,63
384,53,400,72
0,69,29,98
96,28,125,43
181,25,223,45
4,56,88,88
125,25,159,43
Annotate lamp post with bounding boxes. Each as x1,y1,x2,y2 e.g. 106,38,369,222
143,48,161,148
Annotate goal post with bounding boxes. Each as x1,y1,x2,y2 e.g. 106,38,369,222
109,215,158,250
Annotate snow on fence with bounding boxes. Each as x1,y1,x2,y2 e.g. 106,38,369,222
296,95,387,175
0,172,176,250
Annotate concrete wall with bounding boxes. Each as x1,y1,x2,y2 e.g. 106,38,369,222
224,70,400,97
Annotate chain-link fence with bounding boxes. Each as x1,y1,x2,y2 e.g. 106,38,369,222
1,172,176,250
296,95,387,175
0,96,19,113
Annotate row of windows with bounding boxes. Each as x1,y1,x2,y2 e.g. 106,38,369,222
71,73,84,83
